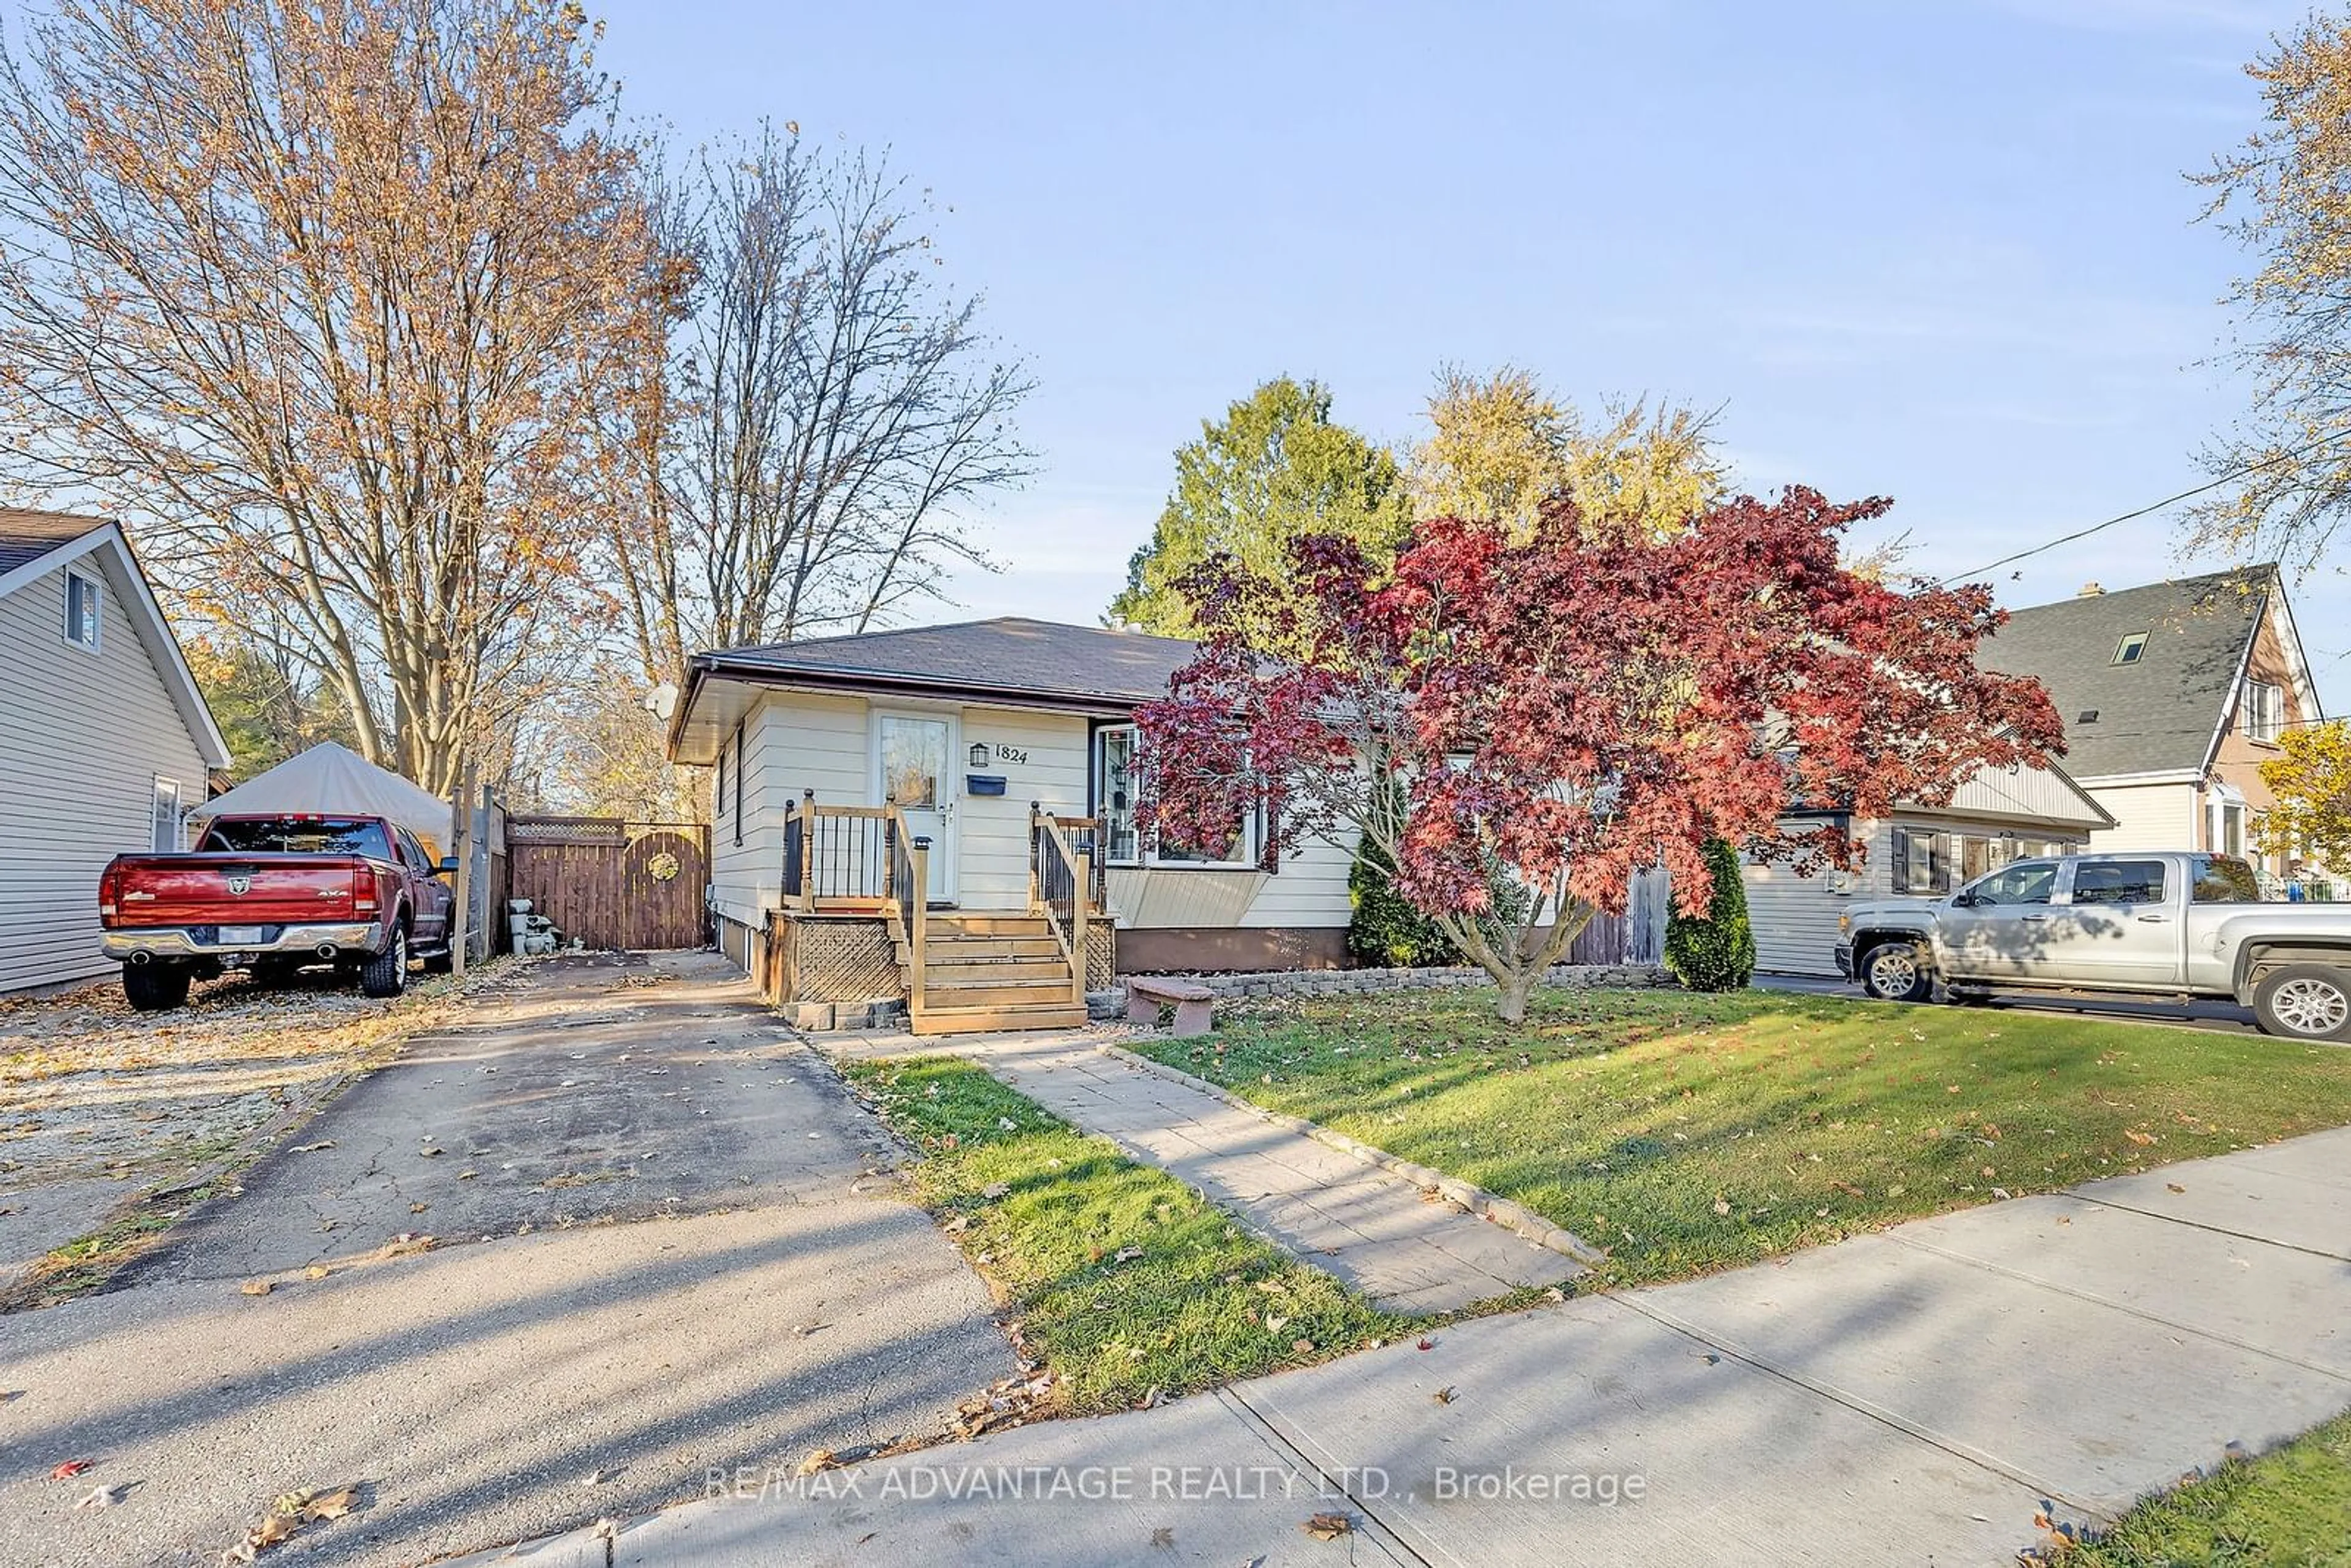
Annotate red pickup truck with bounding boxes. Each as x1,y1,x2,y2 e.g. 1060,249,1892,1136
99,813,457,1011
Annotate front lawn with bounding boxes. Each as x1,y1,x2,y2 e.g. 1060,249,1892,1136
2055,1407,2351,1565
1126,987,2351,1289
844,1056,1415,1415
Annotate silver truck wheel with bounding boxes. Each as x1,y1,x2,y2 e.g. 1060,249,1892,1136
2253,964,2351,1043
1861,941,1934,1004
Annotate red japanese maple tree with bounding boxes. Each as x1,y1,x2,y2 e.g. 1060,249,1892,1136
1134,488,2064,1021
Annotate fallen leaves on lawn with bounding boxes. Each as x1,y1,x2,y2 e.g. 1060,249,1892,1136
1291,1338,1314,1354
1303,1511,1354,1540
1711,1197,1731,1217
981,1182,1010,1200
1265,1315,1289,1335
2124,1130,2156,1147
1113,1246,1144,1264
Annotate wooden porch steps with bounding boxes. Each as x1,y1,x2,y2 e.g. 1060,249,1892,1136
898,912,1087,1036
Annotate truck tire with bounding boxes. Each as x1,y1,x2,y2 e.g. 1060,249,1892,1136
1859,940,1935,1004
122,963,192,1012
359,925,410,1000
2251,964,2351,1043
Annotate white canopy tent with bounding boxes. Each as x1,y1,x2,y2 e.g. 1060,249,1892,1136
189,741,452,858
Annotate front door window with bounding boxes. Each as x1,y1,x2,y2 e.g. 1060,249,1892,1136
878,714,954,903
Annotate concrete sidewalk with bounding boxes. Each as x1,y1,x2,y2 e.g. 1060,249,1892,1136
451,1125,2351,1566
838,1027,1582,1312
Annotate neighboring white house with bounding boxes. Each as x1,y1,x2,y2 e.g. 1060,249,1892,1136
1741,759,2117,978
1979,566,2332,895
669,617,1360,976
1,509,232,993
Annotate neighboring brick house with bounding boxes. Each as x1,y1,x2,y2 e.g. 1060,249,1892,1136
1981,565,2331,891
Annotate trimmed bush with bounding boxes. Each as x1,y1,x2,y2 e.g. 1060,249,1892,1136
1346,846,1458,968
1663,839,1756,992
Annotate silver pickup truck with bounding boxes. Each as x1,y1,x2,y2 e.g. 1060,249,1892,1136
1835,851,2351,1041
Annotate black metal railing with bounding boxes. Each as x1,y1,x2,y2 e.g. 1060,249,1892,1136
782,801,806,899
888,817,917,943
1034,818,1080,941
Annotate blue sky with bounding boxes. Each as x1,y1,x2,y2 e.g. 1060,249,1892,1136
593,0,2341,708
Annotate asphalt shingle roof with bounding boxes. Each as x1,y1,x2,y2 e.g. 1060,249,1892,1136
0,508,108,577
699,617,1198,709
1979,566,2275,779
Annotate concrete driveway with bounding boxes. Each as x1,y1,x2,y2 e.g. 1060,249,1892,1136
0,954,1015,1568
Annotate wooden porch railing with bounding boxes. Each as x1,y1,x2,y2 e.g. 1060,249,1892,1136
1028,803,1094,1007
781,790,891,912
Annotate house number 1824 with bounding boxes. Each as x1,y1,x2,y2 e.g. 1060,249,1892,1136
992,743,1030,765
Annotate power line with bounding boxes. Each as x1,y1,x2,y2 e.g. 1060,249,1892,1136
1936,435,2347,587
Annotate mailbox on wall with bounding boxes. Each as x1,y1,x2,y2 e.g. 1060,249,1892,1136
965,775,1008,797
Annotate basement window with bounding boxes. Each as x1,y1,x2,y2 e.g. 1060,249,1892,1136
2112,631,2150,666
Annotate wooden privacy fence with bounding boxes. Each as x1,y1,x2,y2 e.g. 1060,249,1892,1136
506,817,710,951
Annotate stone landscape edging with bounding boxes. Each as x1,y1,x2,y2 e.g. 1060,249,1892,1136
1091,1037,1610,1269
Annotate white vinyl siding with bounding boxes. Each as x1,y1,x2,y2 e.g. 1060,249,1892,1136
1,562,211,992
958,707,1089,910
1743,821,1895,978
2084,781,2200,855
708,692,868,930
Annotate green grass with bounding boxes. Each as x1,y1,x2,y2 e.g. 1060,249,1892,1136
1125,987,2351,1289
2054,1408,2351,1566
844,1056,1418,1414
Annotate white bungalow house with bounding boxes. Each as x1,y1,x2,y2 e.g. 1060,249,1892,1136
667,618,1360,1032
0,509,232,993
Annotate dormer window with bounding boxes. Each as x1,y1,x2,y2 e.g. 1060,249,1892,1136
2112,631,2149,666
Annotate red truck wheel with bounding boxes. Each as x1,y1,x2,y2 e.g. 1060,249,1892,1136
122,964,191,1012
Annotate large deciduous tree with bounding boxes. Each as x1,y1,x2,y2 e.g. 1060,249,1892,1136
2192,12,2351,567
612,126,1035,686
1138,489,2064,1022
1407,365,1726,540
1111,376,1409,642
0,0,662,795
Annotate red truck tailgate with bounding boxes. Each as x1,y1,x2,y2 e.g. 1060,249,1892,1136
108,854,363,926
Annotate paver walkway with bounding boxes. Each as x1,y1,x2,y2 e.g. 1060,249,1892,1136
450,1124,2351,1567
840,1027,1582,1312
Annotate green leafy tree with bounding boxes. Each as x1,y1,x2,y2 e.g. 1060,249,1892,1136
2255,719,2351,873
1111,377,1409,642
1663,839,1756,992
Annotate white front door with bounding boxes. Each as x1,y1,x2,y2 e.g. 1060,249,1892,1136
876,711,958,905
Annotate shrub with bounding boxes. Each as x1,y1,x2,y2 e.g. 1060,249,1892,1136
1663,839,1755,992
1347,846,1458,968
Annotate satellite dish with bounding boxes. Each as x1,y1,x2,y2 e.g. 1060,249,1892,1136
643,683,680,721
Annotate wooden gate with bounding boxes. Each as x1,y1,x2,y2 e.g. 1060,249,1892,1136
506,817,710,951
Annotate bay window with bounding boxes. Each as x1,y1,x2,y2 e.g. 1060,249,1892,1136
1092,722,1261,868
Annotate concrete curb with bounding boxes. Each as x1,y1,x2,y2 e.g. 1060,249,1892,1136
1091,1037,1608,1269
